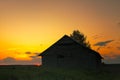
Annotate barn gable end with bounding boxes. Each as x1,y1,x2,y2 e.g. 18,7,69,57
39,35,102,69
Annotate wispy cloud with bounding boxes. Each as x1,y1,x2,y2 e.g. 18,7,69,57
94,40,114,51
117,47,120,50
118,22,120,27
25,52,40,55
94,40,114,47
29,56,38,58
34,53,40,55
92,35,103,40
25,52,32,54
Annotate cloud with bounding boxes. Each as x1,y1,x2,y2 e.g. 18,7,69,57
104,55,120,64
96,46,113,51
0,57,41,65
29,56,37,58
94,40,114,47
3,57,16,63
118,22,120,27
102,52,120,64
25,51,32,54
96,47,101,51
107,46,112,49
117,47,120,50
25,52,40,56
34,52,40,55
92,35,102,39
94,40,114,51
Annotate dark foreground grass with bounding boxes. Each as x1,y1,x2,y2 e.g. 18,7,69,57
0,65,120,80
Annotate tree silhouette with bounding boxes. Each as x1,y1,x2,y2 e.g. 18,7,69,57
70,30,91,48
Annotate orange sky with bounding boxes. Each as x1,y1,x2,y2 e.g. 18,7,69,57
0,0,120,64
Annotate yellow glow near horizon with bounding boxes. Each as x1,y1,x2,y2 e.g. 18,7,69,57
15,54,32,60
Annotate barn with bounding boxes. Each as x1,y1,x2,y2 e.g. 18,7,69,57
39,35,102,69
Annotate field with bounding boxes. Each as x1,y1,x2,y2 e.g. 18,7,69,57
0,65,120,80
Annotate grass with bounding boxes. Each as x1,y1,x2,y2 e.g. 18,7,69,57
0,65,120,80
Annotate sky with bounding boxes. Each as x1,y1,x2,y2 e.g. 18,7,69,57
0,0,120,65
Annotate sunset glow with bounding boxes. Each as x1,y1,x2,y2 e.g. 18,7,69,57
0,0,120,64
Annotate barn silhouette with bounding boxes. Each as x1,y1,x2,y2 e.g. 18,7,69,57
39,35,102,69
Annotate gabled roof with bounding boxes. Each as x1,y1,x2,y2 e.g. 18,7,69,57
39,35,102,59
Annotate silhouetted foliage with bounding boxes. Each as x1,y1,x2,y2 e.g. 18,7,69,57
70,30,91,48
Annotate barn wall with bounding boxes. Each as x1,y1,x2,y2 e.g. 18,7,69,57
41,51,101,69
42,55,58,67
69,51,100,69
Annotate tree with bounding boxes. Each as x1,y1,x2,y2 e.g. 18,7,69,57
70,30,91,48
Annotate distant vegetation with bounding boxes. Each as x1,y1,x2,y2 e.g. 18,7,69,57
70,30,91,48
0,65,120,80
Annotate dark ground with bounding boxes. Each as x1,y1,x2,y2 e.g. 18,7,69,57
0,64,120,80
